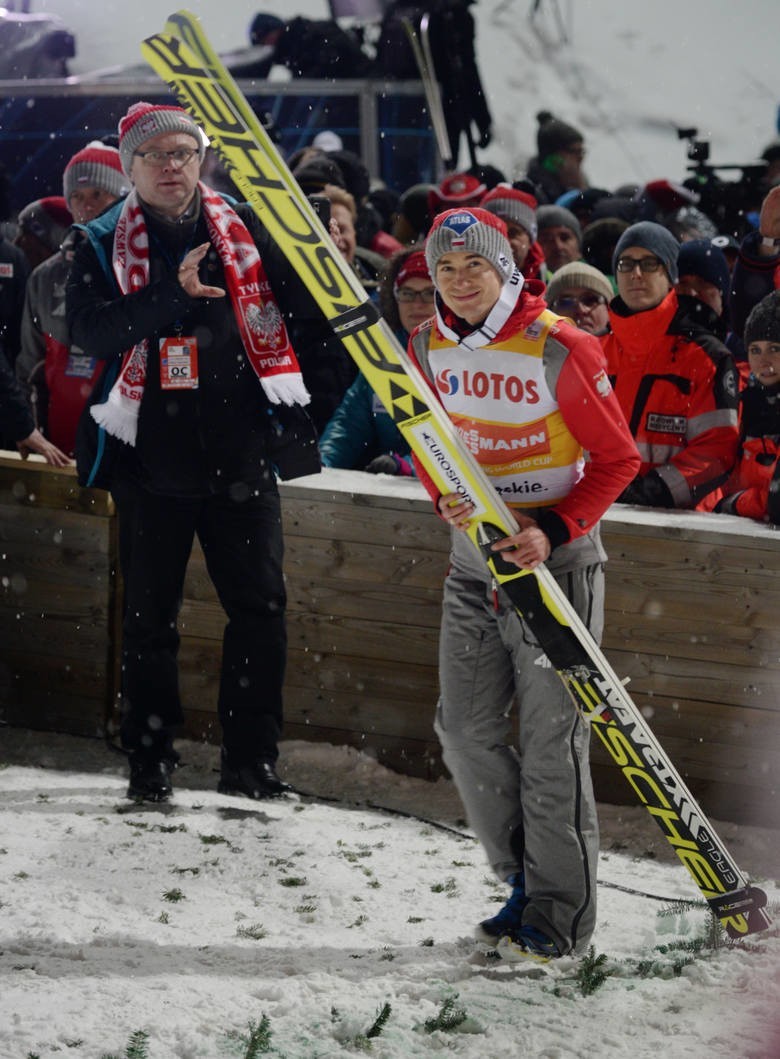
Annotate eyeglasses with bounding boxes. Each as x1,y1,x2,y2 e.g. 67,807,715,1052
552,292,606,312
133,148,199,168
615,255,664,274
395,286,436,303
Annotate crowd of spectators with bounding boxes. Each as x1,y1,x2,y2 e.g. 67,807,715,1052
1,111,779,526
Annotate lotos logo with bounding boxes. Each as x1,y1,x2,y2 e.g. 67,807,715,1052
436,368,539,404
436,368,459,395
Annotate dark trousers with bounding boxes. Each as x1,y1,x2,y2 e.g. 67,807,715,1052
113,482,286,764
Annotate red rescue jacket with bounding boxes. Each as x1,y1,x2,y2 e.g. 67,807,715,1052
717,381,780,523
601,290,739,509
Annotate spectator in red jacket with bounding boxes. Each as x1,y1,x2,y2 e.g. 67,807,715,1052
16,141,128,455
601,221,739,509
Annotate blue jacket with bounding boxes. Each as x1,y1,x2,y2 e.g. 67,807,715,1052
319,329,413,471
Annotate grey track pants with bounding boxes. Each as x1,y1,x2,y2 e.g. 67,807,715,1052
434,558,603,956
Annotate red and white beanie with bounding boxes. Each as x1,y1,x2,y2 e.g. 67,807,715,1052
481,183,538,242
63,141,128,202
425,207,515,283
118,101,205,175
427,171,486,216
17,196,74,253
393,249,430,294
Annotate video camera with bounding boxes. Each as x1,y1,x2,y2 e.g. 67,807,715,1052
677,127,767,239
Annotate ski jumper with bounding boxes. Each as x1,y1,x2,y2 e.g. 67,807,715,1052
408,280,639,955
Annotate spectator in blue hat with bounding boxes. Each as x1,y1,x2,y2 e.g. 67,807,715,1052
676,237,748,385
676,238,732,323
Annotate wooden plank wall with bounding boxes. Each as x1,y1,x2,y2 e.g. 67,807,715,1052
1,458,778,827
0,453,119,738
178,471,780,828
597,507,780,827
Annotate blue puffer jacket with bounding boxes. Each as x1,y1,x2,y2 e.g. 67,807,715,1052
318,329,413,472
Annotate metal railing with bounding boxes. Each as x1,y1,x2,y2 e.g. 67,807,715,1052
0,76,438,209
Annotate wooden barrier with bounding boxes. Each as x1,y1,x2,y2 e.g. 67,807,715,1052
1,458,778,826
0,453,120,738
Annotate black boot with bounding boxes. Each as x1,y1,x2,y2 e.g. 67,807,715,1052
127,755,173,802
218,752,292,799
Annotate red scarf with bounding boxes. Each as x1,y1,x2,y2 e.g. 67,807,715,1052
92,183,309,444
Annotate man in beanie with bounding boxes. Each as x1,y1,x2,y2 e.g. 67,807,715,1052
716,290,780,524
66,101,334,803
3,196,70,445
545,260,613,336
675,238,733,350
525,111,587,205
481,183,545,280
536,204,582,276
677,238,732,318
602,221,739,509
16,141,128,455
408,206,639,962
14,196,73,270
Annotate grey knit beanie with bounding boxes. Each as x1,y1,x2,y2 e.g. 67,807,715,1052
118,101,204,176
536,111,584,160
545,261,614,307
481,184,538,241
426,207,515,283
613,221,680,284
63,141,128,202
536,204,582,246
744,290,780,347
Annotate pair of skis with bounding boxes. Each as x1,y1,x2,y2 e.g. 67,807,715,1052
140,12,771,939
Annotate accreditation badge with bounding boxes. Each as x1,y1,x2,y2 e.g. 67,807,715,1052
159,336,199,389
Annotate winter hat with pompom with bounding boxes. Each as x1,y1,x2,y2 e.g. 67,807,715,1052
481,184,538,241
63,141,128,202
118,102,204,176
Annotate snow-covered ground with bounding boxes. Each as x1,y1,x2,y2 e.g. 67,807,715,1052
1,729,779,1059
43,0,779,190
